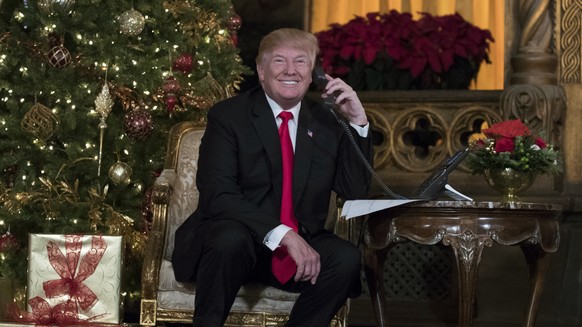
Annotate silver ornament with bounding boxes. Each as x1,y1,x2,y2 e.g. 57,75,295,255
119,9,145,36
95,83,114,126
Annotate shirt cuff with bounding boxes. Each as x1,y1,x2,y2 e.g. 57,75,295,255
349,122,369,137
263,224,293,251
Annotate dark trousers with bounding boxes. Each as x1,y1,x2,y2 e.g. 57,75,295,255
191,219,362,327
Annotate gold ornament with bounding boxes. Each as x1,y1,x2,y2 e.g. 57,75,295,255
163,1,218,38
182,94,214,111
21,102,59,141
192,72,228,106
37,0,76,16
108,161,133,185
106,208,134,236
119,9,146,36
108,83,138,111
0,182,22,214
95,83,114,176
125,230,147,258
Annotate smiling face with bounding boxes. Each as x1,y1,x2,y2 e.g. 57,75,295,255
257,46,313,110
255,28,319,110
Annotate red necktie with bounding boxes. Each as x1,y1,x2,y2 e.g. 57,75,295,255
272,111,298,284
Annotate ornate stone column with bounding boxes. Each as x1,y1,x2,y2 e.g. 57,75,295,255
502,0,566,148
555,0,582,188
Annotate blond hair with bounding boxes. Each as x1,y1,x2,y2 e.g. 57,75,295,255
255,28,319,67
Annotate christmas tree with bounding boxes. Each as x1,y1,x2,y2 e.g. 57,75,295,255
0,0,247,298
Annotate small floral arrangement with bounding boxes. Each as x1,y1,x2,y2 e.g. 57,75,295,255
466,119,562,175
315,10,494,90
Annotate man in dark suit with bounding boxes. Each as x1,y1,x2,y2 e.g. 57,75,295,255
172,28,372,327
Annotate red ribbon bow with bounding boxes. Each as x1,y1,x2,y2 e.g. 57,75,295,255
27,296,84,326
43,235,108,311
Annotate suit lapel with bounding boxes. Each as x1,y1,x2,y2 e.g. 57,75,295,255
293,100,315,209
250,91,283,204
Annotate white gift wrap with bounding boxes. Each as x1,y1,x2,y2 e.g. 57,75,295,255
27,234,123,324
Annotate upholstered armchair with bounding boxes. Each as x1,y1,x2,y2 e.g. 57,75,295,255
139,121,355,327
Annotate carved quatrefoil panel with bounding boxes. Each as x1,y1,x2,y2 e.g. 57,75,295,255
367,103,502,173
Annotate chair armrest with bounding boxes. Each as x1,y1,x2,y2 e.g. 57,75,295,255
325,194,355,243
333,196,356,243
152,169,177,205
142,169,177,301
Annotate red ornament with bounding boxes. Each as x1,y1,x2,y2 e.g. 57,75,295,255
162,76,181,114
47,45,72,68
173,53,194,74
165,96,177,113
124,108,154,141
231,33,238,47
227,13,242,32
0,232,19,252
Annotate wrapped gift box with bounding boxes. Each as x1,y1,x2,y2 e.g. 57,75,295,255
27,234,123,324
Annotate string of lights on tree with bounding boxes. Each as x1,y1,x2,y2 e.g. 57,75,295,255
0,0,247,293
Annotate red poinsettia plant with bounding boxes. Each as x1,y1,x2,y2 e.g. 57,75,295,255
466,119,562,175
315,10,494,90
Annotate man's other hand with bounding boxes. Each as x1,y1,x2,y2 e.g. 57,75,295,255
279,230,320,284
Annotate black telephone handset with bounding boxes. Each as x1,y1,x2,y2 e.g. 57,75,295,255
312,66,336,109
312,66,328,87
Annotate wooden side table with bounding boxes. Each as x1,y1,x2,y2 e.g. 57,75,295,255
363,201,561,327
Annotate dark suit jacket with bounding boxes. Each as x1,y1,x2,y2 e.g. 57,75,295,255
172,86,372,282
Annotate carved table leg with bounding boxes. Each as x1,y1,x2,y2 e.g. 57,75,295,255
444,231,491,327
520,245,551,327
364,246,391,327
